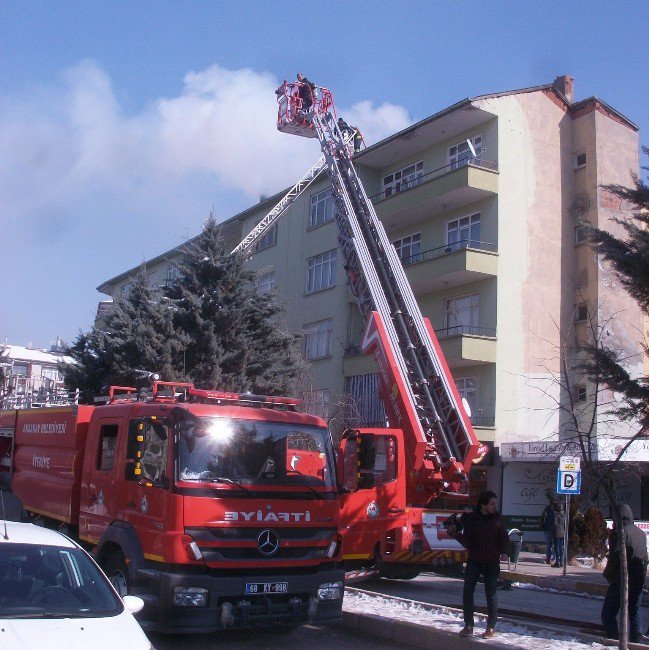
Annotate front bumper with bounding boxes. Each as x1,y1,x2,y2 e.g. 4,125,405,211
136,566,344,633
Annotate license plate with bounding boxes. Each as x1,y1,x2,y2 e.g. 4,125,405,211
245,581,288,594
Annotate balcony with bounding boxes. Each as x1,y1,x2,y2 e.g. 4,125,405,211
401,241,498,293
342,347,378,377
371,159,499,230
434,325,497,368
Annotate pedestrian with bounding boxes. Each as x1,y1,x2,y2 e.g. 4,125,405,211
539,490,556,565
601,504,648,643
446,490,510,639
296,73,316,112
551,500,566,568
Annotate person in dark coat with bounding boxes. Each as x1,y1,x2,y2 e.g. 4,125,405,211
446,490,510,639
539,491,556,565
296,73,316,112
551,500,566,568
601,504,648,643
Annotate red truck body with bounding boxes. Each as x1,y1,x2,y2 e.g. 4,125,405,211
1,386,344,633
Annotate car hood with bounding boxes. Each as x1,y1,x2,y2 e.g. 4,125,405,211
0,611,150,650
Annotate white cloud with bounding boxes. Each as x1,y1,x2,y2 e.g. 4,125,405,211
0,61,412,224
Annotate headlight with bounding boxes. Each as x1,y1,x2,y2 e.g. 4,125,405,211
173,586,209,607
317,581,343,600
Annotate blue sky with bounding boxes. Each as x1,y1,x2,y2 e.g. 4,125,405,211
1,0,647,349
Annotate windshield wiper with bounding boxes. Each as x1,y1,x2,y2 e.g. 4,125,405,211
285,469,326,499
212,476,253,495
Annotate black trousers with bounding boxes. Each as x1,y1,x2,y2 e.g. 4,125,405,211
463,559,500,627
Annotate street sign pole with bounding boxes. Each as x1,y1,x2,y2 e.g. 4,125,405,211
563,494,570,577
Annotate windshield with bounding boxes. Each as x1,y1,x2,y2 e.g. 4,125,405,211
0,543,122,619
175,416,335,489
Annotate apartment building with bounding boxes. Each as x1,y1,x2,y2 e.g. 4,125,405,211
97,76,644,532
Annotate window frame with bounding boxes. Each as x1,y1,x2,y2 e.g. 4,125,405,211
304,318,334,360
444,292,480,334
448,135,482,169
446,212,481,251
97,424,119,472
573,151,587,170
255,224,278,252
575,303,588,323
309,188,335,228
306,249,337,293
392,233,421,264
382,161,424,197
257,271,276,294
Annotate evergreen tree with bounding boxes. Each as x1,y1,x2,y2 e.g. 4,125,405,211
103,265,189,386
167,215,308,394
61,330,111,404
585,147,649,428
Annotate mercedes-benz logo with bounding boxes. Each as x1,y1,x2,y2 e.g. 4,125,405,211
257,529,280,556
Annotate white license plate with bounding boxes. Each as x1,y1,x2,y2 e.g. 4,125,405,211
245,581,288,594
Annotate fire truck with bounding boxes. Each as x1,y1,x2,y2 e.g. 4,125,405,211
271,80,488,579
0,382,344,632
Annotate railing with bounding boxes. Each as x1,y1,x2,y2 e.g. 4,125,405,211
400,240,497,266
369,157,499,203
435,325,496,339
471,415,496,427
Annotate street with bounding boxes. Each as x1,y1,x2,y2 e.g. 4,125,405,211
148,622,398,649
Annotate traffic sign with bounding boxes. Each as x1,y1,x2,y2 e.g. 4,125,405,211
557,469,581,494
559,456,581,472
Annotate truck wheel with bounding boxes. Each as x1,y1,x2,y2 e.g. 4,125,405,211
379,565,421,580
104,551,130,597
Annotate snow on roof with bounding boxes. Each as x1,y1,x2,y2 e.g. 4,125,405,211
1,344,72,366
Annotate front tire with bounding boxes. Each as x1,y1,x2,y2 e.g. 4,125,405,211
104,551,130,597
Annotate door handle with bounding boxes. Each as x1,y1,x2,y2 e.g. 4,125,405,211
388,507,405,514
126,500,136,508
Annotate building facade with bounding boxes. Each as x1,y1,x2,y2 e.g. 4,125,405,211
97,76,643,534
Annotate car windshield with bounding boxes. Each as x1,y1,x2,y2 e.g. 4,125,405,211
0,543,122,619
176,416,336,490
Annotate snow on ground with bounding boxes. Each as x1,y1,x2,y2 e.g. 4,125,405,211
344,590,607,649
512,582,604,600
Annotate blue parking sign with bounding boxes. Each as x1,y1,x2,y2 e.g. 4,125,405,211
557,470,581,495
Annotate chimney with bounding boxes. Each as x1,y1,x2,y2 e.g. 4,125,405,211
553,75,574,103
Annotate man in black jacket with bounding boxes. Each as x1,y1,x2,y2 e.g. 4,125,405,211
601,504,648,643
446,490,510,639
296,73,316,112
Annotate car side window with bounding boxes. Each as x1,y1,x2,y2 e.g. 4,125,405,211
140,418,169,484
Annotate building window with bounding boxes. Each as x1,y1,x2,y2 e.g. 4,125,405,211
574,385,587,402
575,303,588,323
574,152,587,169
303,389,331,419
304,319,334,360
455,377,478,416
393,233,421,264
307,249,337,293
42,367,59,381
256,224,277,252
309,188,334,228
447,213,481,251
166,264,182,285
449,135,482,169
147,271,157,288
97,424,118,471
12,363,28,377
257,271,276,294
574,224,588,245
383,161,424,197
445,293,479,335
120,282,132,299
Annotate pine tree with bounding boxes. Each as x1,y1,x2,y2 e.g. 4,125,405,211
61,330,112,404
103,265,189,386
585,147,649,428
167,215,308,394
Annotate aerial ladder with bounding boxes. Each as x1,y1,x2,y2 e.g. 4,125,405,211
276,81,486,502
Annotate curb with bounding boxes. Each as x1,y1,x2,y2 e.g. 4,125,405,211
500,570,608,597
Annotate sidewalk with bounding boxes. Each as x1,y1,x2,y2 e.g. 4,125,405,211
500,550,609,597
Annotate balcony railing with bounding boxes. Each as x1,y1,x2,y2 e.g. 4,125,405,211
399,240,497,266
369,157,499,203
471,415,496,427
435,325,496,339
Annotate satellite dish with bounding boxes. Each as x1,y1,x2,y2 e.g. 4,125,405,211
466,139,477,158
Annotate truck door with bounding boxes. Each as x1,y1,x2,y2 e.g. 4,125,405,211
339,431,403,562
120,416,171,561
79,418,122,543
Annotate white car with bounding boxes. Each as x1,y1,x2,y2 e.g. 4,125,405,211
0,521,153,650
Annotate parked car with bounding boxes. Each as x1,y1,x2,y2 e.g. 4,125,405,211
0,520,153,649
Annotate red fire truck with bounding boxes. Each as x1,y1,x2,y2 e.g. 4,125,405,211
0,382,343,632
274,81,488,579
